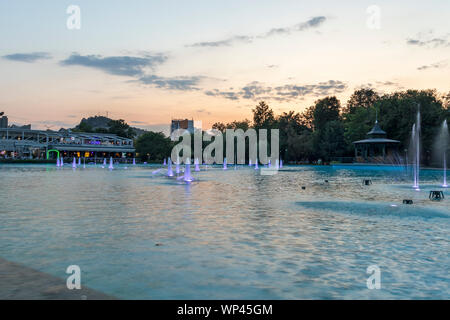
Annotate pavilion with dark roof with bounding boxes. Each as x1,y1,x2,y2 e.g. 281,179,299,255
353,120,400,162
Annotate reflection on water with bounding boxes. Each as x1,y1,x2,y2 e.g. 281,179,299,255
0,164,449,299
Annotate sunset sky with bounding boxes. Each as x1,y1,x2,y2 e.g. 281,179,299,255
0,0,449,134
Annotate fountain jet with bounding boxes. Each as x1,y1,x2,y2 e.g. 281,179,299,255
184,158,193,182
176,157,180,174
133,158,136,165
56,157,60,167
411,109,421,190
72,157,77,169
223,157,227,170
195,158,200,172
167,157,174,177
437,120,449,187
109,157,114,170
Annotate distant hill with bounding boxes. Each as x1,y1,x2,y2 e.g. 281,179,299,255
73,116,147,137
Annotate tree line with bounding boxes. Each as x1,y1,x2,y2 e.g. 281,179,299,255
126,88,450,164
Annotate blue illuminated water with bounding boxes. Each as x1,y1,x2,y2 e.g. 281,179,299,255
0,164,448,299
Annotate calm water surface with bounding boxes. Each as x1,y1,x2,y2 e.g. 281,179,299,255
0,164,449,299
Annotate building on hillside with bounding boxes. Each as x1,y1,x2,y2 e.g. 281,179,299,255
170,119,194,135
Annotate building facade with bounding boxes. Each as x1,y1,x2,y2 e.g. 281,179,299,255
0,128,135,160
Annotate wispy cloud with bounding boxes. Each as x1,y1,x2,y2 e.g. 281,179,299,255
60,53,203,91
406,32,450,48
60,53,167,76
137,75,203,91
205,80,347,102
2,52,52,63
188,16,326,48
417,60,448,71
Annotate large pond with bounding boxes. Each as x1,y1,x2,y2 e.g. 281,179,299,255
0,163,449,299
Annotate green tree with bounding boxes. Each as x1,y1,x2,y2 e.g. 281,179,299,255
108,119,135,139
344,88,380,116
311,96,341,132
252,101,275,129
135,131,172,161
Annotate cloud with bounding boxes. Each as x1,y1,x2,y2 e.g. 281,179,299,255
137,75,203,91
60,53,167,76
355,81,404,91
60,53,203,91
188,16,326,48
417,60,447,71
406,32,450,48
205,80,347,102
2,52,52,63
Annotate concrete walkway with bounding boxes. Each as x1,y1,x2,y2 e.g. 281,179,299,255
0,257,116,300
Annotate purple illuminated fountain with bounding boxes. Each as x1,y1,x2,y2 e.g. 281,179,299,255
280,159,283,168
132,158,136,165
184,158,193,182
72,157,77,169
255,158,259,170
167,157,174,177
163,158,167,166
223,158,227,170
195,158,200,172
103,158,107,166
60,157,64,167
109,157,114,170
56,157,60,167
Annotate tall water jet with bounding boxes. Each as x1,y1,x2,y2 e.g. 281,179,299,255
411,109,421,190
194,158,200,172
103,158,107,166
184,158,193,182
223,157,227,170
72,157,77,169
280,159,283,169
78,158,81,166
109,157,114,170
163,158,167,166
133,158,136,165
249,159,252,166
176,157,180,174
436,120,449,187
56,157,60,167
83,157,86,169
275,159,279,170
255,158,259,170
60,157,64,167
167,157,174,177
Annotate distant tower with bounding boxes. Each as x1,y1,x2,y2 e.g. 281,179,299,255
0,112,8,128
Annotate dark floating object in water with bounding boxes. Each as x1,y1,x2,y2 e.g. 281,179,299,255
301,186,306,190
363,179,372,186
324,180,329,183
155,243,163,246
429,191,444,201
403,199,413,204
